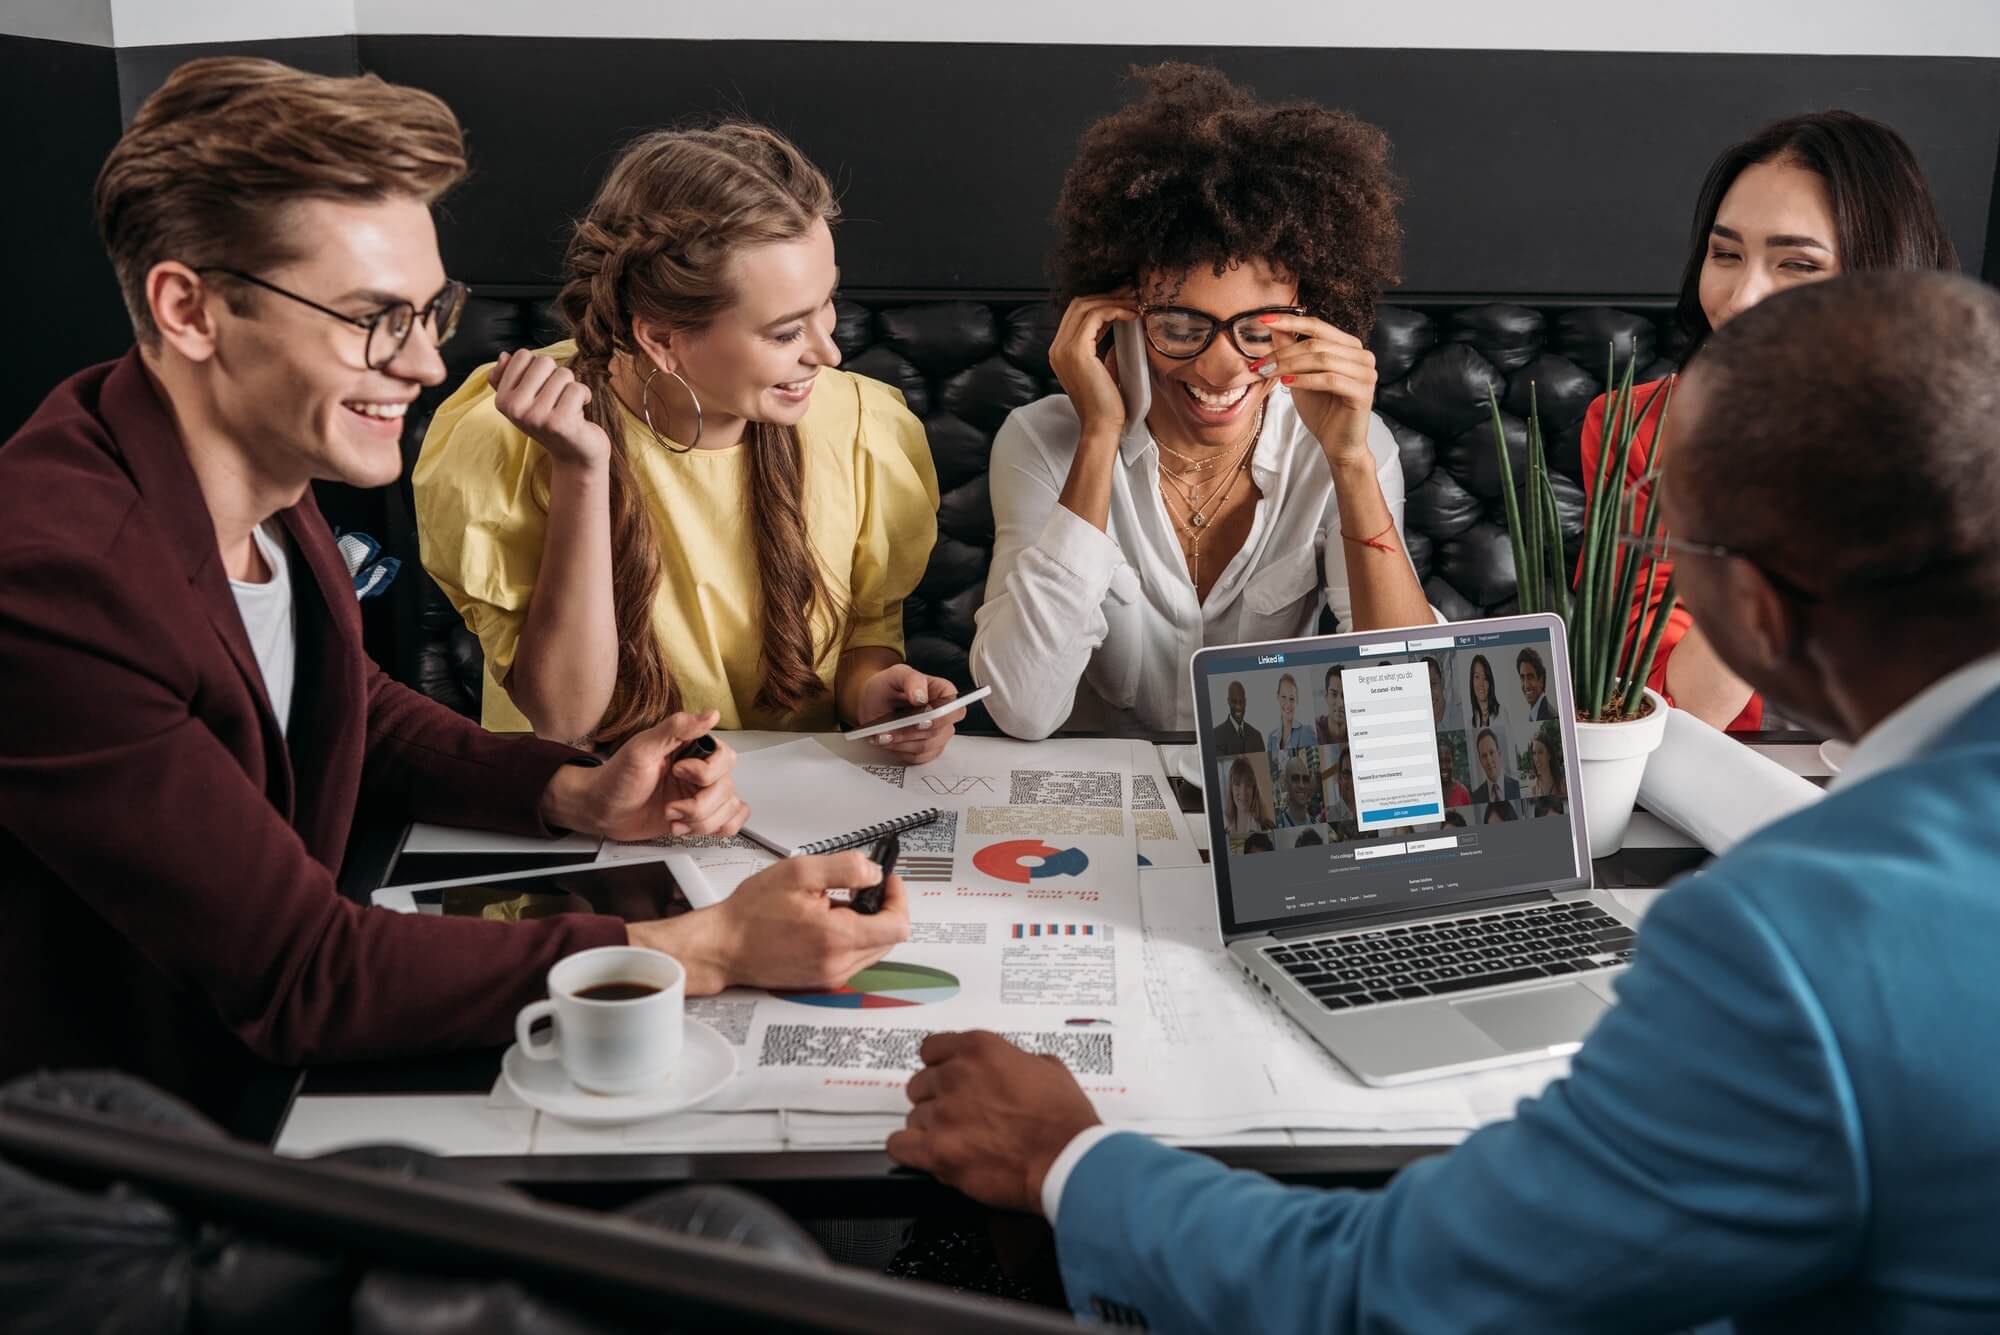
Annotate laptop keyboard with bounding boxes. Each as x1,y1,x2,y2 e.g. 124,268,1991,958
1261,901,1636,1011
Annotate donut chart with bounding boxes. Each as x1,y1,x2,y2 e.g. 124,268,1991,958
972,839,1091,883
774,961,961,1009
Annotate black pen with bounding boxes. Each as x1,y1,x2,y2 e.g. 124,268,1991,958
849,832,899,914
673,733,718,764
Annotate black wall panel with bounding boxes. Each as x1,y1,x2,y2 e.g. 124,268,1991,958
115,35,359,122
6,33,1997,439
357,38,1997,299
3,36,128,438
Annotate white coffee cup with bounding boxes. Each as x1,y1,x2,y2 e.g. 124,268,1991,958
515,946,686,1095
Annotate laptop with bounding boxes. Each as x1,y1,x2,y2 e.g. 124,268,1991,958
1190,612,1636,1085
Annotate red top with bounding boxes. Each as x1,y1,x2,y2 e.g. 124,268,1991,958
1578,382,1764,731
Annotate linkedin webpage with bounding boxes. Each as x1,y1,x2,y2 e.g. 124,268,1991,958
1201,627,1578,931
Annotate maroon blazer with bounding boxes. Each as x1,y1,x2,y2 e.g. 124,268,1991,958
0,353,625,1119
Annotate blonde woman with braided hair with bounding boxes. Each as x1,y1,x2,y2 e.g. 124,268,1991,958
415,125,955,763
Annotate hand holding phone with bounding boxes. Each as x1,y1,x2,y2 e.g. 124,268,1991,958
1112,317,1152,431
842,683,992,741
1050,293,1143,439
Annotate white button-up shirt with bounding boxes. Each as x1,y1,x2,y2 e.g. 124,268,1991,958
969,387,1429,739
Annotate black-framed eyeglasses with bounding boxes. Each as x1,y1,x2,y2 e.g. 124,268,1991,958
196,267,469,370
1139,303,1307,360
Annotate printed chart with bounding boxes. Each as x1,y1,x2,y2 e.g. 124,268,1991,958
972,840,1091,883
773,962,962,1010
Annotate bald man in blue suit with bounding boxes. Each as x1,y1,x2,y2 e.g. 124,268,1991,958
889,272,2000,1333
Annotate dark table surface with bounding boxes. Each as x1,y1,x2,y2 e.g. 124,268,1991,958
278,728,1818,1209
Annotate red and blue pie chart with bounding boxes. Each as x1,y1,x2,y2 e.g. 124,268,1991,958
972,839,1091,883
773,961,961,1009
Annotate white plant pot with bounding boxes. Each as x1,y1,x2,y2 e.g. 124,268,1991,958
1573,688,1670,859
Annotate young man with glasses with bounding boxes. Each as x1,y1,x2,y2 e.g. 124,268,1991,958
968,66,1438,742
0,58,909,1122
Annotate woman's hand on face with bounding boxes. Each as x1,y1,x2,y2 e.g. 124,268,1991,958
1249,313,1378,463
489,349,613,470
1049,292,1141,442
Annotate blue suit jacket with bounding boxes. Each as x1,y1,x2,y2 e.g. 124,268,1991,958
1058,686,2000,1332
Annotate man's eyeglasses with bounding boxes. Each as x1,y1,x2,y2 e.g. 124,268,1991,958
1615,530,1824,604
1616,531,1961,608
197,267,469,370
1616,532,1740,566
1139,303,1306,360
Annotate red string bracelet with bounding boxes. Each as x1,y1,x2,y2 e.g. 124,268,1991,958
1342,521,1398,555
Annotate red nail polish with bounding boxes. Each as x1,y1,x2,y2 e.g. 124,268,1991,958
1258,314,1282,324
1248,358,1266,370
1282,374,1297,385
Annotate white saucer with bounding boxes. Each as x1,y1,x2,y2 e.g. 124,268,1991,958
501,1018,737,1126
1818,739,1854,774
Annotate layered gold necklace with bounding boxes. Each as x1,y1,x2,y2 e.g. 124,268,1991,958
1156,400,1268,586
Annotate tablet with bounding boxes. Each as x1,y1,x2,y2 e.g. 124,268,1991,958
380,850,600,888
371,860,690,922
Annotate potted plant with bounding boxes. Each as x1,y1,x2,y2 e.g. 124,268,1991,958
1489,353,1677,857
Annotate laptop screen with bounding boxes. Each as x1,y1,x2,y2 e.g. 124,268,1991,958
1192,614,1591,939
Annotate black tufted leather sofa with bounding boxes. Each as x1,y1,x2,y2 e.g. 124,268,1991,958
373,291,1684,724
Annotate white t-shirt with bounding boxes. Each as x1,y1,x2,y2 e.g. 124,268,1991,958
228,521,296,736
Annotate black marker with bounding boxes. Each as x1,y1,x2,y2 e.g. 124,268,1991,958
674,734,718,763
849,832,899,914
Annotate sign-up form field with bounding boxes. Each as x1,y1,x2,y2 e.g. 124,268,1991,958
1341,663,1444,828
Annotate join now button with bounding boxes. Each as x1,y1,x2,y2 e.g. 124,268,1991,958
1363,802,1442,823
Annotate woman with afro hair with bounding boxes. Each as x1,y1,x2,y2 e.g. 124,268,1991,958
971,65,1437,741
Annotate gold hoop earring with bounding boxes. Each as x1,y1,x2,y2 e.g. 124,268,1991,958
640,365,701,452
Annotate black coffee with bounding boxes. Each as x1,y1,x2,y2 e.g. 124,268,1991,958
576,981,662,1002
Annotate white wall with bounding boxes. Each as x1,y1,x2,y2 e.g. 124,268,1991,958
0,0,353,46
9,0,2000,56
110,0,353,47
353,0,2000,57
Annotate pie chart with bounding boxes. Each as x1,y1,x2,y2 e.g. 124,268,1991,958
774,961,961,1009
973,839,1091,883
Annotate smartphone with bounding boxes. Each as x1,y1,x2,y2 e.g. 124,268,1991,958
1112,317,1152,429
842,683,992,741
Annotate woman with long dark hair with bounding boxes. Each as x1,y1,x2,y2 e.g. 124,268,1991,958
1529,725,1567,802
1582,111,1955,730
415,125,957,758
1467,654,1501,729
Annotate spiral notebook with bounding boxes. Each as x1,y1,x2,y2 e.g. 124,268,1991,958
732,737,941,856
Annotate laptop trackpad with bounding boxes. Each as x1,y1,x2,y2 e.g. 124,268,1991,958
1452,984,1608,1053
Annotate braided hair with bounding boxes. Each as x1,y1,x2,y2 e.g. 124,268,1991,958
556,125,843,742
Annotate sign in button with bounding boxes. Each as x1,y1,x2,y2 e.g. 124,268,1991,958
1362,802,1441,824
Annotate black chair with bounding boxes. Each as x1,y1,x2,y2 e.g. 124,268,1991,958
0,1071,1078,1334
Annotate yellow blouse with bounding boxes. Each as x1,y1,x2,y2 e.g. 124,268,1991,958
412,343,939,732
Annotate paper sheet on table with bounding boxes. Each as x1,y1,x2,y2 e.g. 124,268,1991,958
1637,707,1824,855
1125,872,1521,1134
534,1109,790,1154
701,824,1147,1116
1129,740,1203,868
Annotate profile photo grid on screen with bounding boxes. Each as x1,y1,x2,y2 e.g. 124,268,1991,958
1202,626,1575,926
